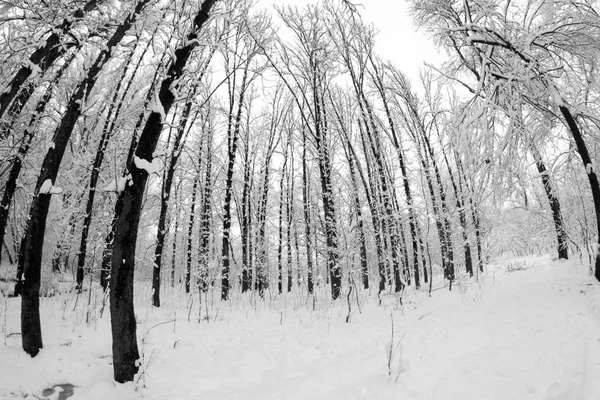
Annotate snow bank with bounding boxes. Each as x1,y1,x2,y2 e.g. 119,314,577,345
134,156,160,175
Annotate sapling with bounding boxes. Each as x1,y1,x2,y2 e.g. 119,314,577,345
385,311,407,382
345,285,353,323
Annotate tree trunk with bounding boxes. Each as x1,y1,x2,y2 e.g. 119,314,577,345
109,0,216,382
277,143,288,294
198,125,213,293
221,63,250,301
240,132,253,293
529,142,568,259
559,105,600,279
313,72,341,300
302,126,314,294
287,147,294,293
186,176,199,294
171,187,180,288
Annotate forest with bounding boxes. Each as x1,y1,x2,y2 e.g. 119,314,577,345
1,0,600,398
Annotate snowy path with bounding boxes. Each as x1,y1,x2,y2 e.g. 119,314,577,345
1,256,600,399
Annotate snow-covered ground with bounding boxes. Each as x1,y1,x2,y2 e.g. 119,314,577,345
1,255,600,399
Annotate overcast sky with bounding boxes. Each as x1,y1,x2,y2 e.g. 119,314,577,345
257,0,444,83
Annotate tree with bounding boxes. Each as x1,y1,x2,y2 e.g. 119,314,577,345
108,0,217,382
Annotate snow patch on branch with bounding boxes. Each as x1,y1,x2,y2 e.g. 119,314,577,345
547,84,564,106
39,179,63,195
24,60,42,78
151,90,166,121
586,163,594,175
102,174,132,193
134,156,160,175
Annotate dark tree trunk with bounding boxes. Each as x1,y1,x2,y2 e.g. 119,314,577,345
277,145,288,294
529,143,568,259
109,0,216,382
186,176,200,294
286,148,294,293
171,188,180,288
455,154,484,273
198,127,213,293
313,72,341,300
302,126,314,294
240,133,253,293
256,121,276,297
559,105,600,280
221,64,250,301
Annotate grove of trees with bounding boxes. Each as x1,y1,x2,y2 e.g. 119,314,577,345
1,0,599,383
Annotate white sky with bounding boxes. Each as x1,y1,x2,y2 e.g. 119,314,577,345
257,0,444,83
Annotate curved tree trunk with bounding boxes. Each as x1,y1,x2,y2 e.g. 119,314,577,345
109,0,216,382
529,143,568,259
559,105,599,279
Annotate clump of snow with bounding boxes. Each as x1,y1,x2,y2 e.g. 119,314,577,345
38,179,63,195
151,90,166,121
586,162,594,175
547,83,564,106
102,174,131,193
134,156,160,175
25,60,42,78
